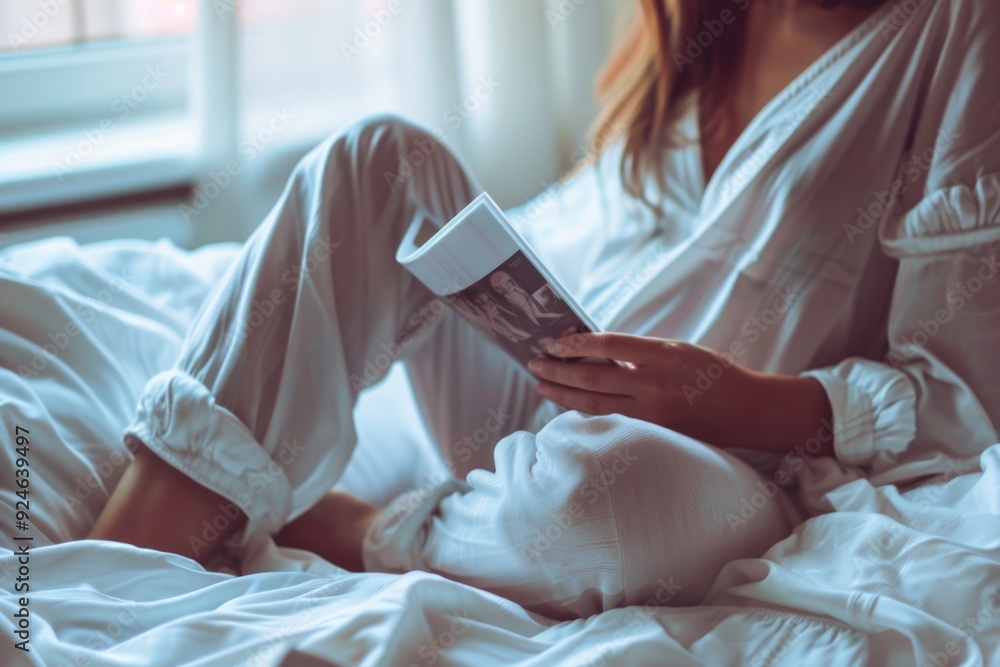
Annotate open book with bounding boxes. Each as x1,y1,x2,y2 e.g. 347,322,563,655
397,193,611,369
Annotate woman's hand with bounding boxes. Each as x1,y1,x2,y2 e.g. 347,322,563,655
527,332,833,453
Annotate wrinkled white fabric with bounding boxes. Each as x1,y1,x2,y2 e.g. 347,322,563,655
0,235,438,550
364,412,796,618
0,0,997,650
0,238,238,545
510,0,1000,501
104,115,796,618
0,236,800,662
1,444,998,666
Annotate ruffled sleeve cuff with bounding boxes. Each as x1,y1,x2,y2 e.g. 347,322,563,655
123,370,292,545
880,174,1000,258
802,359,917,468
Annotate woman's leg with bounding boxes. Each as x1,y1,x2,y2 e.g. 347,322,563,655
89,115,490,564
404,312,552,478
362,411,799,619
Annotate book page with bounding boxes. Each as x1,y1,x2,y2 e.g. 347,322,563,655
447,249,596,366
398,193,611,369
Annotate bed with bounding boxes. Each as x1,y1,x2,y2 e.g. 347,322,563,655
0,235,998,667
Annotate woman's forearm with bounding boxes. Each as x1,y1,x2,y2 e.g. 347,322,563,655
529,333,837,457
738,373,835,456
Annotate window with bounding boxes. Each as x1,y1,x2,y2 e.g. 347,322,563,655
0,1,197,214
1,0,195,53
0,1,617,227
0,0,451,217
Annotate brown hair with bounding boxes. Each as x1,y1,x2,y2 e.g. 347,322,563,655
591,0,887,210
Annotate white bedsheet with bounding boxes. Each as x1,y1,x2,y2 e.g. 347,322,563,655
1,237,998,667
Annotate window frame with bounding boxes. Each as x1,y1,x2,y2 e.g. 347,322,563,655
0,36,189,129
0,1,237,217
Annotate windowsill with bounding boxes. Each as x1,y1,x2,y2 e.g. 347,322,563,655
0,87,404,220
0,114,199,216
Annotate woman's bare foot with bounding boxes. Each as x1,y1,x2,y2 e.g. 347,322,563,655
91,443,378,571
89,443,247,563
274,491,380,572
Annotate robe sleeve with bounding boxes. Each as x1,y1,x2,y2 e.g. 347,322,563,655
802,3,1000,478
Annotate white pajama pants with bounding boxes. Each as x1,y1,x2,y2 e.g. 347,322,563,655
125,116,797,620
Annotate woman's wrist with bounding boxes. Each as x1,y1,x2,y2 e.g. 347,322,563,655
739,371,835,455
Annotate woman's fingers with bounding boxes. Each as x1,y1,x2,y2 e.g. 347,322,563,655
535,380,636,417
528,356,642,395
545,332,674,365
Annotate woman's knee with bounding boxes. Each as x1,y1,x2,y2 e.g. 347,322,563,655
531,411,674,496
314,114,451,191
281,113,471,248
524,411,794,608
548,411,793,529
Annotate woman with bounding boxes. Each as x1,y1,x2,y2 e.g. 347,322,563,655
90,0,1000,620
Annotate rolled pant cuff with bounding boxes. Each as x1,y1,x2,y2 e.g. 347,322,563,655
123,370,292,545
362,475,469,573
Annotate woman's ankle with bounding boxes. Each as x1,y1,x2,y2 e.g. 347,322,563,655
89,444,247,563
274,491,380,572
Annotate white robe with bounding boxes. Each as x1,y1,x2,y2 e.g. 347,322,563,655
511,0,1000,510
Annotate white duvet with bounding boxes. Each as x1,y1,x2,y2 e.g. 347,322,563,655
0,237,998,667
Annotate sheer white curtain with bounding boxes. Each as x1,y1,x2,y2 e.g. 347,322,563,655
191,0,622,244
450,0,622,204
